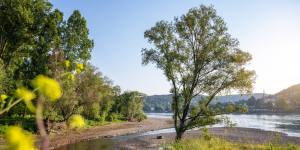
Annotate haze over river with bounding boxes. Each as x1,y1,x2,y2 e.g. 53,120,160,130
55,113,300,150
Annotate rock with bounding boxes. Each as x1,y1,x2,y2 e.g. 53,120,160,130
157,136,163,139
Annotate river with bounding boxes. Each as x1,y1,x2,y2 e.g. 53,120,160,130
55,113,300,150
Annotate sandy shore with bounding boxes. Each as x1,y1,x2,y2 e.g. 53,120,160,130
113,127,300,150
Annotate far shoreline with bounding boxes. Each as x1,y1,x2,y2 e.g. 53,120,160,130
145,111,300,115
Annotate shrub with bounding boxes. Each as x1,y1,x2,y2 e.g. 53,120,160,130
135,113,147,121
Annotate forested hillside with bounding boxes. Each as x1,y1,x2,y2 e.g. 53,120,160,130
275,84,300,106
145,93,267,106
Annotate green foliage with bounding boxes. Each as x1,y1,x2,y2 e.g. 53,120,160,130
256,98,264,108
0,118,38,134
247,96,257,106
141,4,256,140
107,112,117,122
135,113,148,121
275,84,300,106
85,114,125,126
163,136,299,150
64,10,94,63
283,105,293,112
276,97,288,107
266,101,274,109
165,106,172,111
199,126,214,141
155,105,164,112
0,124,9,138
142,102,151,112
85,119,106,126
209,102,223,110
113,91,147,120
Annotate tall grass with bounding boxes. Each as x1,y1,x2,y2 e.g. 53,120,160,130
162,136,299,150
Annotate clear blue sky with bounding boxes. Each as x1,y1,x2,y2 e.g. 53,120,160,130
51,0,300,95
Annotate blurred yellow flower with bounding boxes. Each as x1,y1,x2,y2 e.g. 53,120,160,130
68,74,74,80
68,115,85,129
76,63,83,70
32,75,62,102
6,126,36,150
76,68,81,73
65,60,70,68
15,88,36,112
1,94,8,103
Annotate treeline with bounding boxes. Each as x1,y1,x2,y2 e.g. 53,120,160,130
143,93,265,111
0,0,146,134
275,83,300,106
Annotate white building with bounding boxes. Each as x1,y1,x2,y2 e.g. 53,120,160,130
263,98,276,103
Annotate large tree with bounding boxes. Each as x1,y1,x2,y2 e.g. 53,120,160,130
276,97,288,107
247,96,256,106
141,5,256,141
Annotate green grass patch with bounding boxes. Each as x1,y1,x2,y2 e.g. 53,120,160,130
162,137,299,150
85,115,126,127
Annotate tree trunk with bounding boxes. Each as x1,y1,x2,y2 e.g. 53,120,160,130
5,49,17,71
23,105,27,118
175,119,185,141
176,130,184,141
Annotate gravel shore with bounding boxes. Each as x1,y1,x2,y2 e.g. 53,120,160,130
113,127,300,150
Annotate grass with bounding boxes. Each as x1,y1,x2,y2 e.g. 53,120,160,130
85,114,126,127
162,136,299,150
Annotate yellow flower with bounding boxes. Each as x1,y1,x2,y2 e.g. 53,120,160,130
15,88,36,112
32,75,62,102
68,115,85,129
76,68,81,73
65,60,70,68
1,94,8,103
68,74,74,80
76,63,83,70
6,126,36,150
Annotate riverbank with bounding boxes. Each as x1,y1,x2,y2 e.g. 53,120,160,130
0,118,174,150
113,127,300,149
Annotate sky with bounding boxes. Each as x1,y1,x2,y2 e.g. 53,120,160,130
50,0,300,95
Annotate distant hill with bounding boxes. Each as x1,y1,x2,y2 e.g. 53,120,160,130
275,83,300,96
145,93,268,106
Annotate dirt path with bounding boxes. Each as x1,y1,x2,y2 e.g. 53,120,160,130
113,127,300,150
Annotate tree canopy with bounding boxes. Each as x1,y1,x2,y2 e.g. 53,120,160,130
142,4,256,140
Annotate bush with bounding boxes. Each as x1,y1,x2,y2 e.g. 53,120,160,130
107,113,117,121
135,113,147,121
0,118,38,133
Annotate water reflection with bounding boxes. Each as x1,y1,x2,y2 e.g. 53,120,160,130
216,114,300,137
54,128,175,150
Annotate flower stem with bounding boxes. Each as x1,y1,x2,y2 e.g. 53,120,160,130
0,98,22,115
36,97,49,150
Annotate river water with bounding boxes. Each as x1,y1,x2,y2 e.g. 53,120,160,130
55,113,300,150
